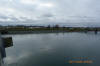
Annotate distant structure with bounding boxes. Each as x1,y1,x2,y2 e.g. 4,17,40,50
47,25,51,28
0,33,13,66
55,24,59,28
94,28,98,34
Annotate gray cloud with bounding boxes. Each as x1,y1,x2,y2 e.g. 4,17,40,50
0,0,100,27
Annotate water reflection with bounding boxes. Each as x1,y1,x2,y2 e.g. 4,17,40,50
4,32,100,66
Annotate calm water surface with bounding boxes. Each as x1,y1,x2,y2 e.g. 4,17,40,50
3,32,100,66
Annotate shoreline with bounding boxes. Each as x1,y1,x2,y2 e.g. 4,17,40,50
0,27,100,34
1,30,99,35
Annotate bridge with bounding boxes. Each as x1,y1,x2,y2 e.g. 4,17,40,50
0,33,13,66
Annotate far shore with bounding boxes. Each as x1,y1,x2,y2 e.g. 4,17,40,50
0,26,100,34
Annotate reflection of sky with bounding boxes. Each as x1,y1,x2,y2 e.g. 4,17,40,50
4,32,100,66
0,0,100,26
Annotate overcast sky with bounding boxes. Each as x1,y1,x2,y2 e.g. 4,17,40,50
0,0,100,27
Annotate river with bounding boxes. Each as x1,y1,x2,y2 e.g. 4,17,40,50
2,32,100,66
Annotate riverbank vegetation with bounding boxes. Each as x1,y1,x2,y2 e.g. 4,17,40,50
0,25,100,34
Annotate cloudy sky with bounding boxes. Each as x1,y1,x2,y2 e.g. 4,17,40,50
0,0,100,27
